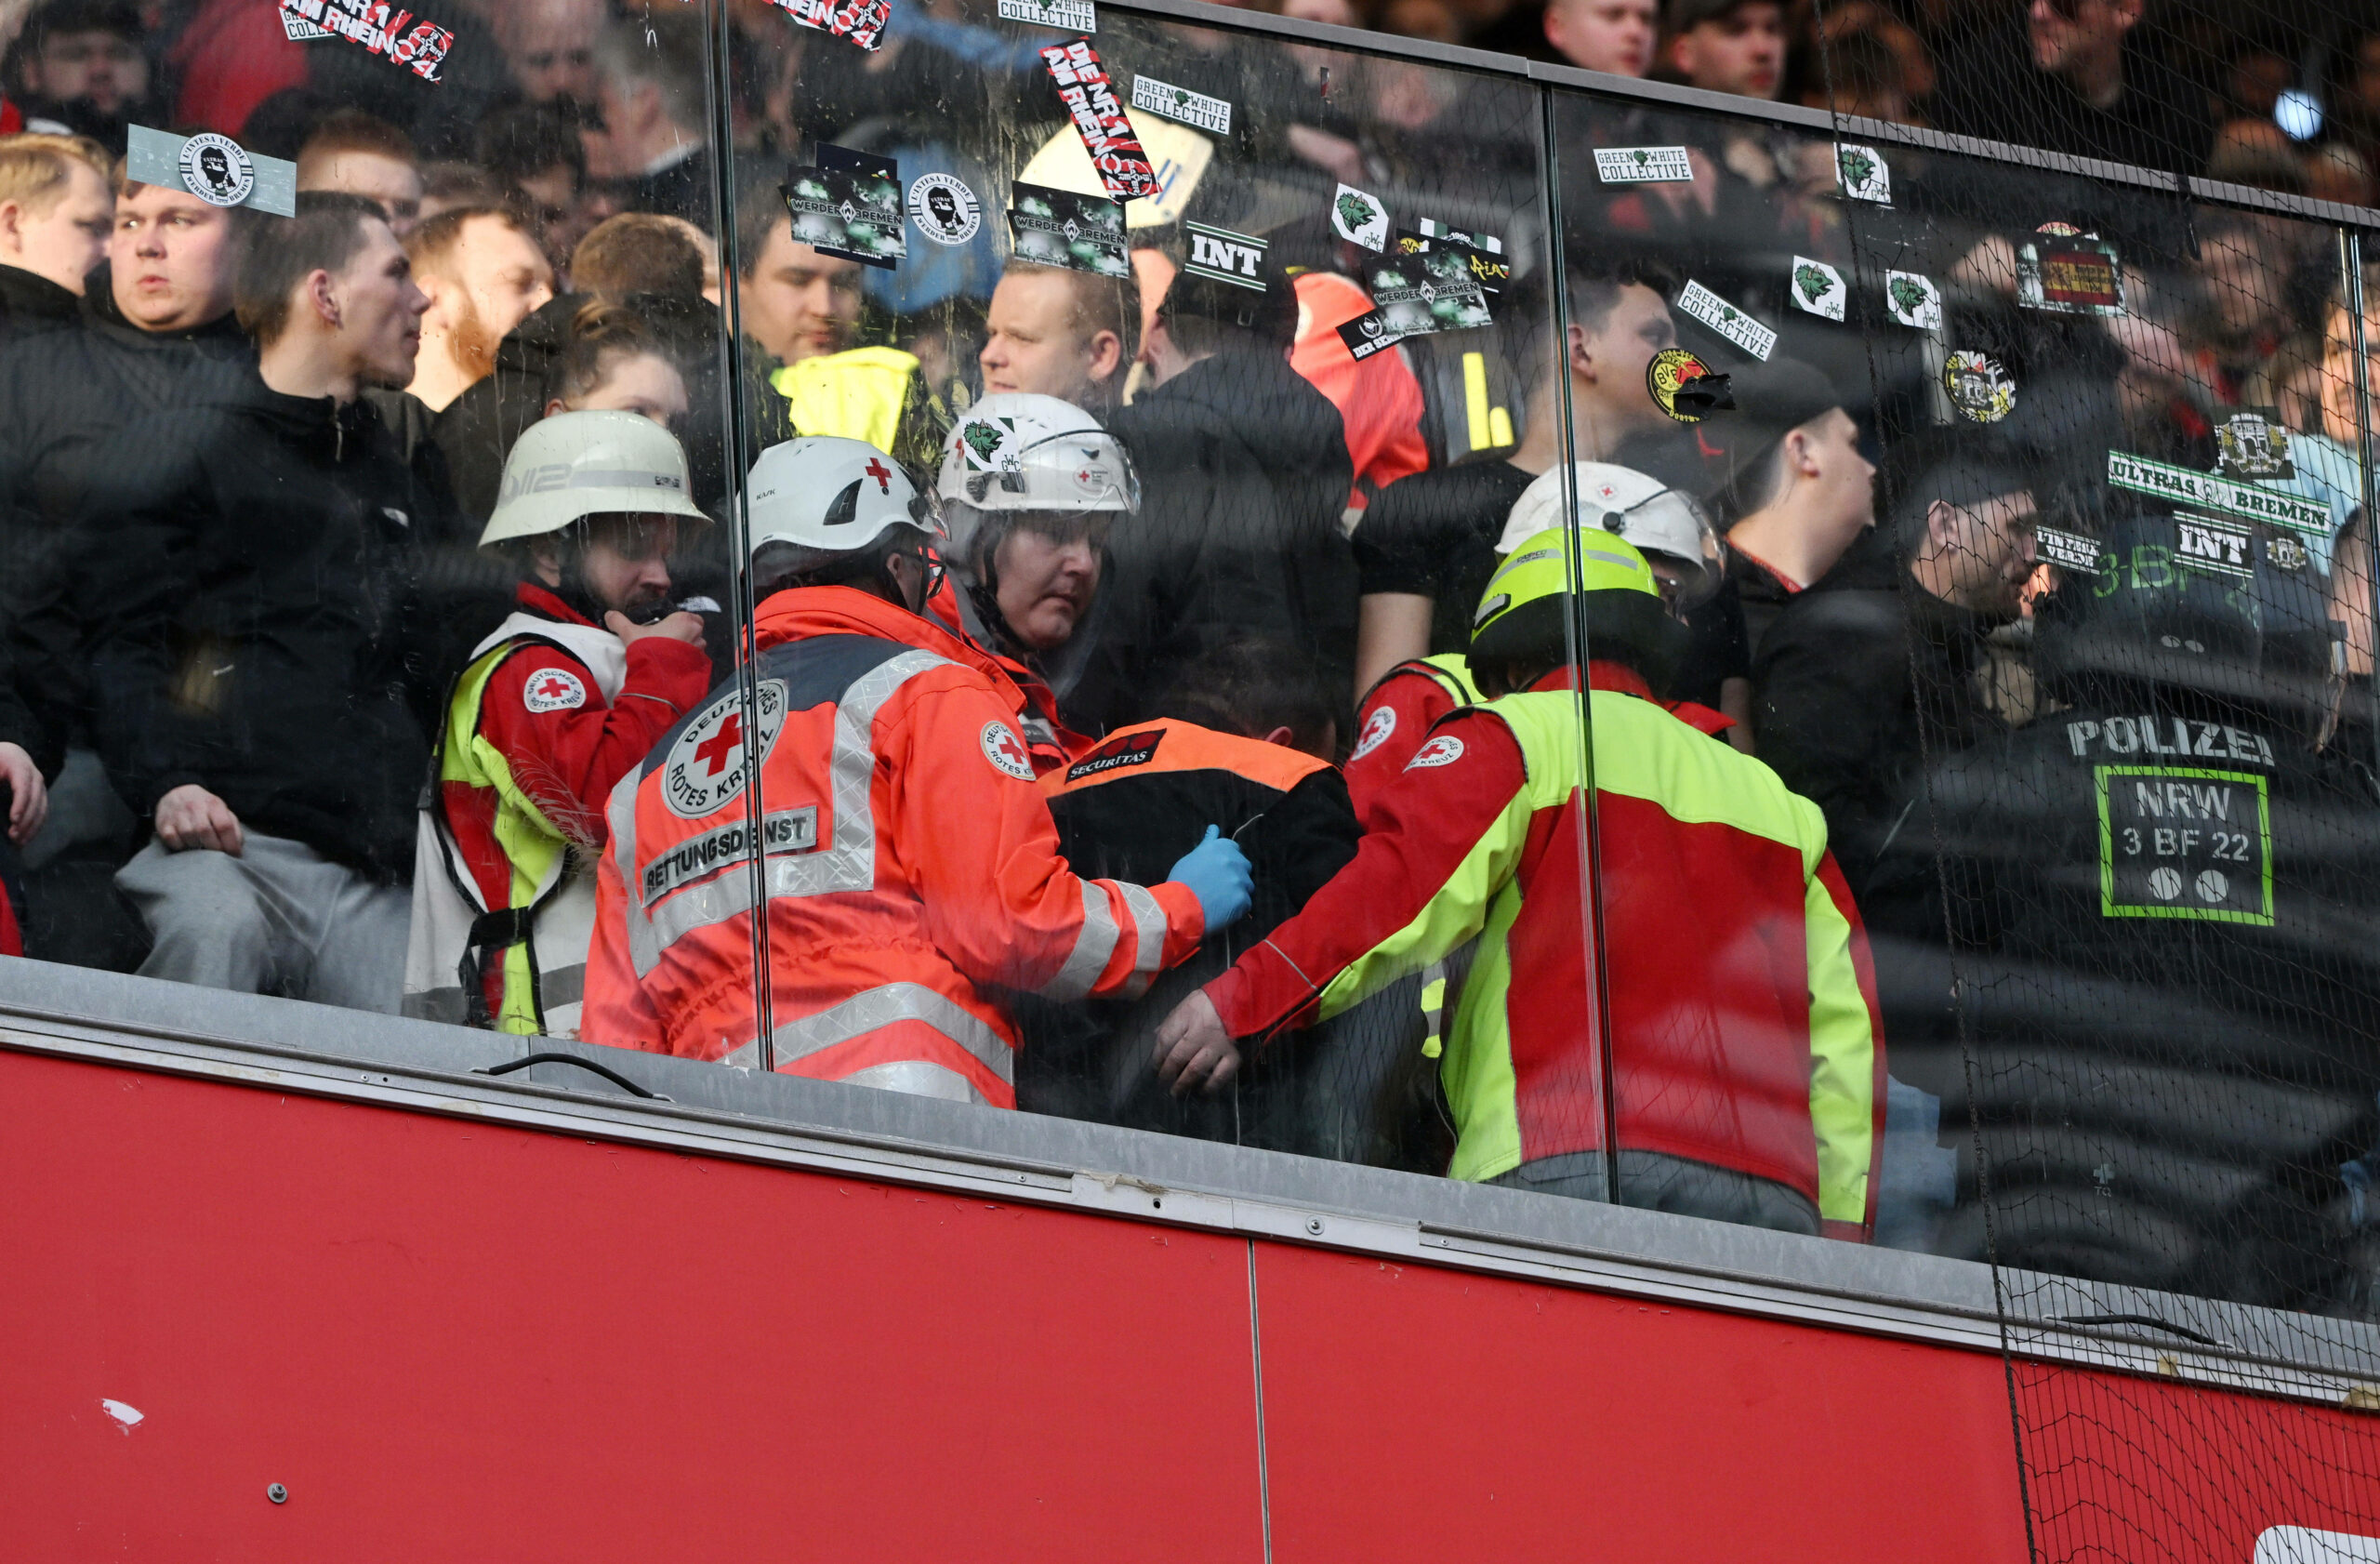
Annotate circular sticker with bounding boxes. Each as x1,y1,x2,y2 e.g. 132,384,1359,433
1646,347,1715,424
980,720,1036,781
660,680,787,818
906,173,982,246
1406,735,1465,770
1943,351,2015,425
178,132,255,208
1348,704,1396,763
521,666,588,713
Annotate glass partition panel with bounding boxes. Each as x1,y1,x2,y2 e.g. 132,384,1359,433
0,5,738,1046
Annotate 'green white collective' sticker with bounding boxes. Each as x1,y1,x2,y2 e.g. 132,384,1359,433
2106,450,2330,535
1595,146,1693,183
1130,74,1230,136
1790,256,1844,320
1884,270,1941,329
1674,279,1776,361
1835,143,1890,203
999,0,1095,28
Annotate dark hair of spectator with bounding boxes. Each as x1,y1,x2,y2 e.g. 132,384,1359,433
403,203,530,275
235,191,388,347
1570,256,1683,335
592,12,709,132
1156,269,1297,356
12,0,139,67
734,175,787,280
298,109,417,170
1886,456,2033,557
420,161,507,211
1807,29,1906,114
548,299,671,408
1161,640,1336,755
573,213,704,302
1000,258,1142,373
473,104,588,187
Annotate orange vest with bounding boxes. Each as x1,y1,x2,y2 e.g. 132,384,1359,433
581,586,1205,1107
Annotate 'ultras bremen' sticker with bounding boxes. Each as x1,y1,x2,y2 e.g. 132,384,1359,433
981,721,1037,780
1674,279,1776,361
906,172,981,245
661,681,787,818
2096,765,2272,925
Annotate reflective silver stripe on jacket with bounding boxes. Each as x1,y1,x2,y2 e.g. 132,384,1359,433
1034,880,1123,1002
770,980,1014,1086
620,650,953,977
1117,881,1170,1000
840,1059,985,1105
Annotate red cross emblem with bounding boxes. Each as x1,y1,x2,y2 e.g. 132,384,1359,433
693,712,744,776
864,457,892,494
533,674,574,702
994,728,1028,768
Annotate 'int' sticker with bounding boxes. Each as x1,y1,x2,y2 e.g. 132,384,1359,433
1674,280,1776,361
1182,221,1266,291
2097,765,2271,924
1407,735,1465,770
2174,514,2254,577
522,667,587,713
1790,256,1844,321
982,721,1037,780
1348,705,1396,763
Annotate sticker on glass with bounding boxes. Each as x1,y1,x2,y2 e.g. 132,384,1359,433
1646,347,1733,422
279,0,456,77
774,0,890,50
784,147,903,270
1391,228,1506,298
2267,535,2307,571
278,6,332,39
2018,228,2123,314
1674,279,1776,361
1943,351,2014,423
1039,38,1158,201
1595,146,1693,184
2105,450,2329,535
1182,221,1267,292
999,0,1094,30
127,126,296,216
1416,218,1501,255
1130,73,1230,137
2215,406,2294,481
2096,765,2272,925
1884,271,1941,330
1006,180,1130,278
2175,515,2254,577
1789,256,1844,321
2034,525,2100,573
1330,183,1389,251
1364,246,1490,337
906,172,981,245
1336,309,1406,362
1835,143,1890,204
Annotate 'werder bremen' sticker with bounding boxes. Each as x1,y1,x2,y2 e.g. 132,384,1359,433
1944,351,2015,423
2097,765,2272,925
1130,73,1230,136
1835,143,1890,204
1884,271,1941,330
2215,406,2294,481
2106,449,2330,535
1330,182,1388,251
1594,146,1693,183
1789,256,1844,321
999,0,1094,29
1674,279,1776,361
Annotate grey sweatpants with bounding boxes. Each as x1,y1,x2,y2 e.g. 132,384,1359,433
1491,1149,1821,1237
116,832,411,1014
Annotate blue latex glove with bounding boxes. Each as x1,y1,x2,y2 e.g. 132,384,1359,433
1166,824,1253,933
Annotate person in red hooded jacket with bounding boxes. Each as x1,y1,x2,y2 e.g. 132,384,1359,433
581,436,1253,1106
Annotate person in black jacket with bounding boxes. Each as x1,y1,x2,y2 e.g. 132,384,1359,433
84,192,450,1013
1089,245,1347,732
1018,640,1366,1151
0,132,111,349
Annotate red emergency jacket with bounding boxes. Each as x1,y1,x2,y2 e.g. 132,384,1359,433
582,586,1206,1105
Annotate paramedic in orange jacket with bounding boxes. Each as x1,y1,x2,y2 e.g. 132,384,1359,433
581,436,1254,1106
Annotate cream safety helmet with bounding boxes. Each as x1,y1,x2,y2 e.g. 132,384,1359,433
480,409,709,547
1499,461,1723,609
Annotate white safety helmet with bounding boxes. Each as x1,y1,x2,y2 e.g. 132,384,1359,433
936,391,1139,558
1499,461,1723,608
480,409,709,547
742,435,942,560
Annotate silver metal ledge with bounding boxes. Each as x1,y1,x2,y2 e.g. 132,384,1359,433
2,958,2374,1409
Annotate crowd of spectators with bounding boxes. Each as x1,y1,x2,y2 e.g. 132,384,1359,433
0,0,2372,1309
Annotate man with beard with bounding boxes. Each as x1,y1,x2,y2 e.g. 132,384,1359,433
6,0,157,153
402,207,557,415
492,0,605,120
403,411,712,1037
